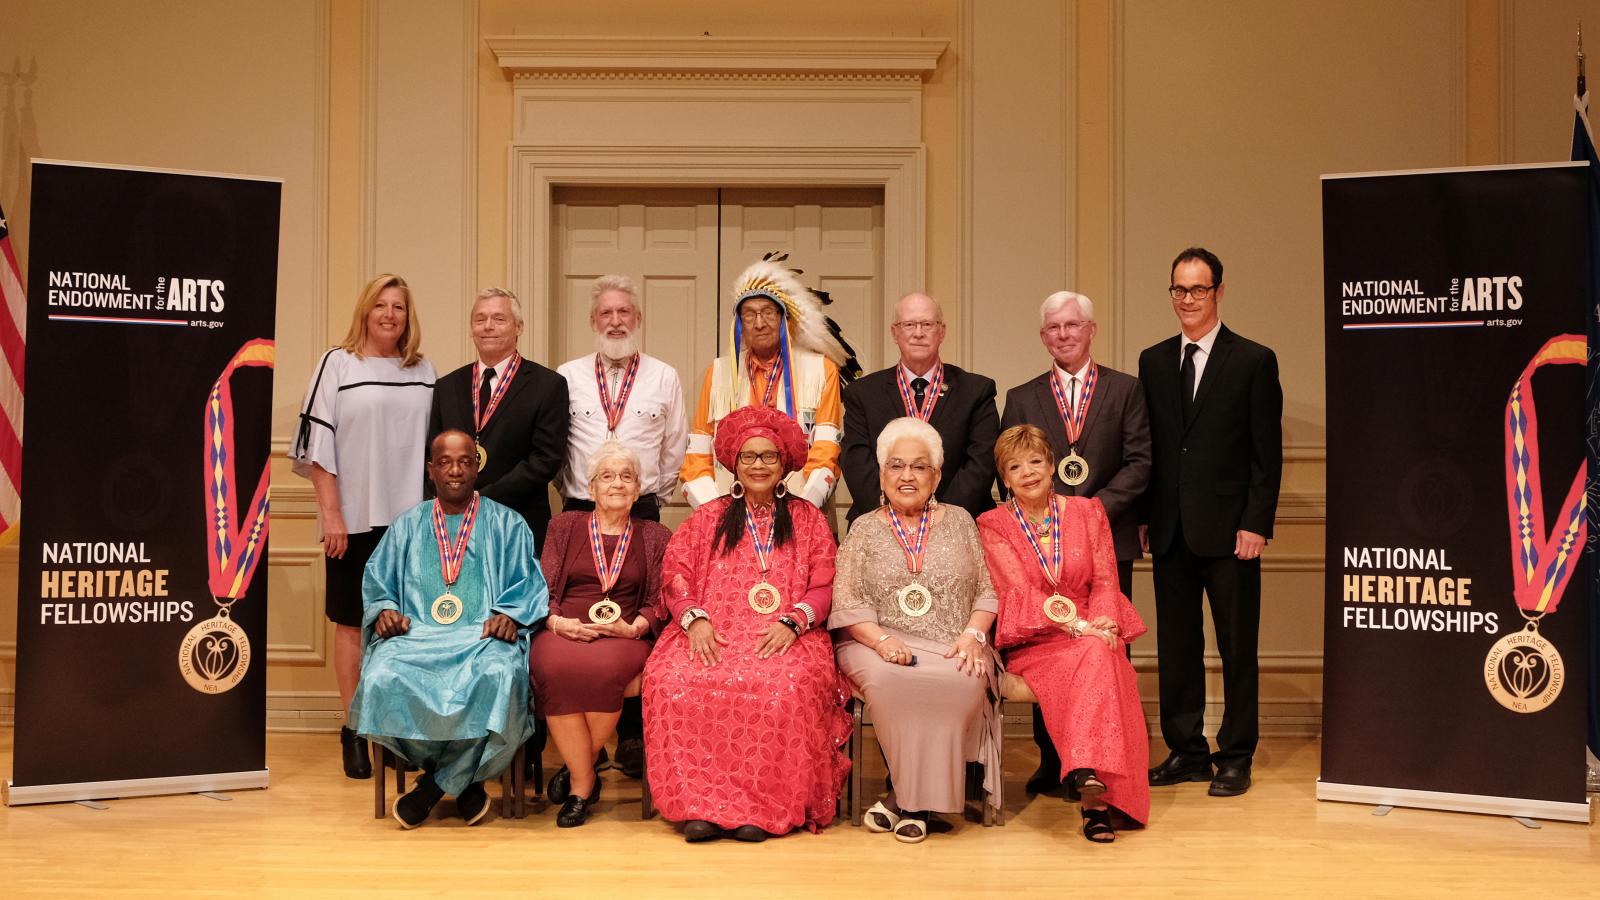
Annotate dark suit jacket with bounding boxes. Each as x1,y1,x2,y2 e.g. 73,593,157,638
1000,364,1151,561
1137,324,1282,558
841,363,1000,524
429,357,570,549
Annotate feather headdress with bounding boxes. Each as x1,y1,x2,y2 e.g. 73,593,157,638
729,251,862,383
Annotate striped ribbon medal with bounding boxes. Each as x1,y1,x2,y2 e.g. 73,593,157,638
884,505,934,617
1048,363,1098,486
595,353,641,434
1484,334,1587,713
429,492,481,625
896,363,945,421
748,353,785,410
1009,497,1078,626
586,514,633,625
470,355,522,470
181,339,276,695
745,506,782,614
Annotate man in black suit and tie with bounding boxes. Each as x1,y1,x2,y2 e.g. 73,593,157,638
1138,247,1281,798
429,287,570,551
841,292,999,524
1000,290,1151,793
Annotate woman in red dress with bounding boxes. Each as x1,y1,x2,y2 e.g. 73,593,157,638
977,424,1148,842
643,404,849,843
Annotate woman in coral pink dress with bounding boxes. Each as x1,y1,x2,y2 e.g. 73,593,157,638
643,404,849,843
977,424,1149,842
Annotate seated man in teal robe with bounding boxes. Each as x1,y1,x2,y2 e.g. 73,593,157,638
351,428,547,828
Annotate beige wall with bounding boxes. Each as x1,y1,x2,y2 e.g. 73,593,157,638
1,1,1594,736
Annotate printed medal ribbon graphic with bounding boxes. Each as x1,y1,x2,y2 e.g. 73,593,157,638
1484,334,1586,713
179,339,274,694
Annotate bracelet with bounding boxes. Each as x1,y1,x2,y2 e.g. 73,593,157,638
778,616,801,636
1069,619,1089,638
963,627,988,645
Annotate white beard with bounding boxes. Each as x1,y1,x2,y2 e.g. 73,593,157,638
594,331,641,362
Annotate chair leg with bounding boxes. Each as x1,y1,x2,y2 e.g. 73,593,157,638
531,719,546,798
514,744,527,819
850,699,865,827
395,753,406,795
373,744,387,820
640,752,655,820
500,750,514,820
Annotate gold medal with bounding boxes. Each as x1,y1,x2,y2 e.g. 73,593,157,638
431,591,464,625
1043,593,1079,625
896,582,933,617
1057,452,1089,487
476,442,488,471
748,581,782,615
1484,622,1565,713
178,609,251,694
589,596,622,625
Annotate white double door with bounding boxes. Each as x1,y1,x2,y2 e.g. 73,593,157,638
551,187,886,389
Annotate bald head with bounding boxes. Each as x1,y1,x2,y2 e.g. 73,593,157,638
891,292,946,372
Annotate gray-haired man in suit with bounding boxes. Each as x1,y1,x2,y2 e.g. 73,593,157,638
1000,290,1151,794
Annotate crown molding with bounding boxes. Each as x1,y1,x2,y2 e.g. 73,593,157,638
487,36,947,79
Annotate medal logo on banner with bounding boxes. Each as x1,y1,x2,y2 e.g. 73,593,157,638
1484,334,1586,713
180,339,274,694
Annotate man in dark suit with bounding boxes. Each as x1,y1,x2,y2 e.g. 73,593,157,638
1138,247,1281,798
429,287,570,552
1000,290,1151,793
841,292,999,524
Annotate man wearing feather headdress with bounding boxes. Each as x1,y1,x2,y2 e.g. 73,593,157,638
681,252,861,509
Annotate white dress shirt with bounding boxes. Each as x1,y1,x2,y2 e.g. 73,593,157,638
1052,358,1094,409
1177,320,1223,399
557,352,689,504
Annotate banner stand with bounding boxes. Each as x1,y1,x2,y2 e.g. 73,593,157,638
4,770,269,807
1316,780,1592,824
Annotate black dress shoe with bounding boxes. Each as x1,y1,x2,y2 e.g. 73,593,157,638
341,726,372,780
1148,753,1214,786
391,774,443,829
1208,764,1252,797
683,820,724,843
457,781,490,826
1025,762,1062,795
615,738,646,779
547,766,571,804
731,824,769,843
556,782,600,828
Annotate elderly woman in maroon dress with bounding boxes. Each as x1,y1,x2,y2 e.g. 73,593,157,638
643,404,849,843
530,440,671,827
977,424,1148,842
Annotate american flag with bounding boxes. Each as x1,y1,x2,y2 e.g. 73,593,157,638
0,201,23,543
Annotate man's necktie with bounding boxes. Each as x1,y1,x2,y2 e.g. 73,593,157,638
478,366,496,416
911,376,929,413
1180,343,1199,422
1068,375,1080,411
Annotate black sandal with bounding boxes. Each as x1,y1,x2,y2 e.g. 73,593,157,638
1065,768,1107,803
1081,807,1116,843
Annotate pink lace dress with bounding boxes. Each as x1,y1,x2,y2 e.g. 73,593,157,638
642,496,851,833
976,497,1150,824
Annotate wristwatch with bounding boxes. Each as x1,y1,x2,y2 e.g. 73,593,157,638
963,627,988,645
679,608,710,631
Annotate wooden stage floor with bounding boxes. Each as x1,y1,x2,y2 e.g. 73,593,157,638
1,730,1595,897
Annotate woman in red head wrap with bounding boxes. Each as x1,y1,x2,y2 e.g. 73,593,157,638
642,404,850,843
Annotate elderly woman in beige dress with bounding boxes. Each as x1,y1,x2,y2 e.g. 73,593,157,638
830,417,1000,843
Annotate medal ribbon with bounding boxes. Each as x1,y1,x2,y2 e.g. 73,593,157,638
1009,497,1062,588
1049,363,1099,446
206,339,275,600
744,505,776,575
1504,335,1588,616
431,492,482,589
896,364,945,422
748,353,785,410
588,514,634,595
595,353,641,433
471,355,522,435
884,505,932,576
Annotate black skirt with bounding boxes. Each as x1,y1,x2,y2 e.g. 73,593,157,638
324,527,386,627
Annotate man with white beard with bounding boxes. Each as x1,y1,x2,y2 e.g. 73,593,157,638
556,275,689,523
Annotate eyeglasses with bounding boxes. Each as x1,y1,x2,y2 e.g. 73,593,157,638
1042,321,1092,336
1169,284,1217,301
594,470,638,484
892,320,943,334
739,307,783,324
886,460,935,477
737,450,781,466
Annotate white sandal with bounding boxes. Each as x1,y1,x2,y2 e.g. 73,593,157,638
892,814,929,843
864,801,900,833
